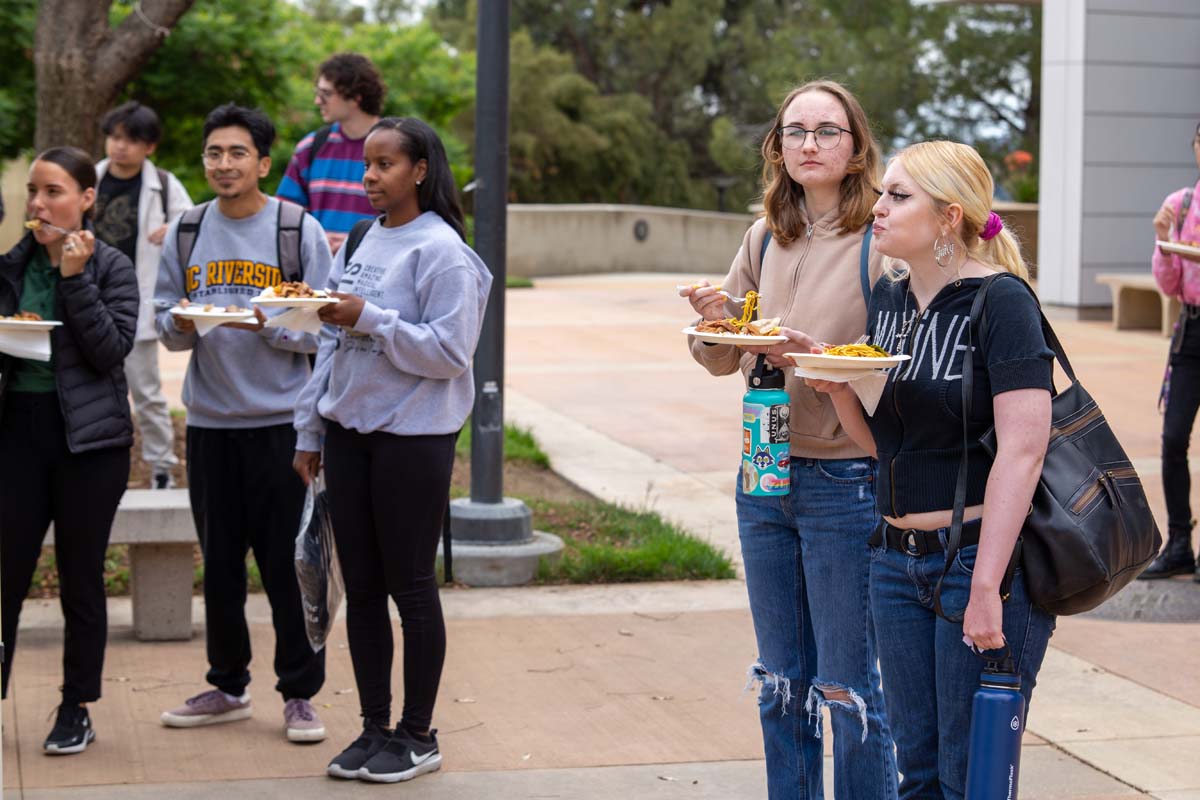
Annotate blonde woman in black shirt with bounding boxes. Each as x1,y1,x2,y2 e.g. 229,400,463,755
809,140,1055,799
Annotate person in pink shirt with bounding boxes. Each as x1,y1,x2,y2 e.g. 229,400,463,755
1144,120,1200,581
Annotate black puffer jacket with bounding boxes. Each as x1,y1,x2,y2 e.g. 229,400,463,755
0,230,139,453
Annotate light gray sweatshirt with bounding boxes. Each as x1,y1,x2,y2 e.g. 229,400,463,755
294,211,492,451
154,197,334,428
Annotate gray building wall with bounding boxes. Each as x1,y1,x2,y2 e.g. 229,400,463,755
1039,0,1200,308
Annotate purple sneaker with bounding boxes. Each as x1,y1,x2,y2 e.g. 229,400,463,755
160,689,252,728
284,698,326,743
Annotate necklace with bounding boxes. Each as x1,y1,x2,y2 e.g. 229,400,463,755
893,287,915,355
893,260,967,355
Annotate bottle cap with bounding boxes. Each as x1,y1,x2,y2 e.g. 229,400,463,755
749,353,786,390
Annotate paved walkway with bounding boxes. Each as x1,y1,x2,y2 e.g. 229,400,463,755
4,273,1200,799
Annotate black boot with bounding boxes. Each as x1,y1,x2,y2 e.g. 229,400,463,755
1140,527,1196,579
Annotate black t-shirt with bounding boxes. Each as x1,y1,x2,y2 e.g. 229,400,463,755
94,171,142,263
866,274,1054,517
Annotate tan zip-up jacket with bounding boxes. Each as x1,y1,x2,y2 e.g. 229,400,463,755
689,209,884,460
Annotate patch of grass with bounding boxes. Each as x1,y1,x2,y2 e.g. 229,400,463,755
169,407,187,419
505,276,535,289
456,421,550,469
528,498,735,583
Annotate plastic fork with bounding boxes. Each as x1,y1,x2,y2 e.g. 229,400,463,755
675,284,759,304
25,219,74,235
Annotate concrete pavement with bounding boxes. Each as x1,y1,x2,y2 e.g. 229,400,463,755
4,273,1199,798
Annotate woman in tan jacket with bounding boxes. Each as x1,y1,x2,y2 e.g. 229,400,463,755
682,80,897,800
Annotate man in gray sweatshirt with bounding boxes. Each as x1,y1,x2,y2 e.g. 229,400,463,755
153,104,333,743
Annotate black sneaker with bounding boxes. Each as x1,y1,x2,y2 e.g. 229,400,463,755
44,704,95,755
358,728,441,783
326,723,391,779
153,472,173,490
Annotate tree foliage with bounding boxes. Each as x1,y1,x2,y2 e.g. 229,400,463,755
4,0,1041,210
433,0,1041,209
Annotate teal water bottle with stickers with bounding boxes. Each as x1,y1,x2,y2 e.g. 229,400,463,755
742,354,791,496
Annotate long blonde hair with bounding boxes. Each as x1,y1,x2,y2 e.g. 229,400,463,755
760,80,881,246
894,140,1028,280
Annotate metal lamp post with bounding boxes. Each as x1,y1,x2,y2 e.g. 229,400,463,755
447,0,563,584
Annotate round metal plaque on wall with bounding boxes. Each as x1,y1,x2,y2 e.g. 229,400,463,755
633,219,649,242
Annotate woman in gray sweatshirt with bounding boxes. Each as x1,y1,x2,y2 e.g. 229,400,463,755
293,117,491,784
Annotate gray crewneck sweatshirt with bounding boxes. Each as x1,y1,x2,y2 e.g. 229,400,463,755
295,211,492,450
154,197,334,428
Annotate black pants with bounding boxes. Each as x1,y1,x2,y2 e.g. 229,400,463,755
1,392,128,705
186,424,324,700
1163,312,1200,535
323,422,455,732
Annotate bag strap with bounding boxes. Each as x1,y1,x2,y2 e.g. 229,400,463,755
175,201,211,276
277,201,306,282
309,124,334,164
342,217,375,263
933,271,1049,622
156,167,170,219
759,229,772,271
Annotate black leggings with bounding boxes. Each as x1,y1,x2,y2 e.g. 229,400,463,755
1163,310,1200,534
323,422,455,732
1,392,129,705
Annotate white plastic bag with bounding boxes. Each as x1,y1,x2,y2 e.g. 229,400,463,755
294,473,344,652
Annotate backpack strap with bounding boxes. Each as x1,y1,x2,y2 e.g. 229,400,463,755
1179,189,1194,237
342,217,376,263
309,124,334,163
156,167,170,219
759,229,772,270
277,201,306,282
860,225,873,305
176,202,211,276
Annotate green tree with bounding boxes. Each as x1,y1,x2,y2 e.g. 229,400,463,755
432,0,1041,210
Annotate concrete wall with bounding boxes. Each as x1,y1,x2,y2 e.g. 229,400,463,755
508,202,1038,279
1040,0,1200,308
507,204,754,277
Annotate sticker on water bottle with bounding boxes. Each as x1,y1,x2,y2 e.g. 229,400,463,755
1010,716,1020,731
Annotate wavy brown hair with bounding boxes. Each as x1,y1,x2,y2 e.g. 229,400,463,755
760,80,881,246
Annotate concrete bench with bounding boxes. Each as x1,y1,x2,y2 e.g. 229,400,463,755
47,489,195,642
1095,273,1179,337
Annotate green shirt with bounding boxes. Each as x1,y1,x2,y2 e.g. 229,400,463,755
8,247,59,394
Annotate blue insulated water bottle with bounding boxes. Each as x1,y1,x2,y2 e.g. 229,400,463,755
742,354,790,496
965,656,1025,800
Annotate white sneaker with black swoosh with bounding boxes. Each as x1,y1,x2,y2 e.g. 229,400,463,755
357,728,442,783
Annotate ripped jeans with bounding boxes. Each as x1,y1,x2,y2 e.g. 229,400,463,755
737,458,897,800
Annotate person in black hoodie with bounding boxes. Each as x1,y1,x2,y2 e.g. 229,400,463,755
0,146,139,755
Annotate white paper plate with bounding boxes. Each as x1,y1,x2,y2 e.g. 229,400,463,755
1157,240,1200,259
683,326,788,346
792,365,882,383
785,352,911,370
0,318,63,332
170,306,257,321
251,296,336,308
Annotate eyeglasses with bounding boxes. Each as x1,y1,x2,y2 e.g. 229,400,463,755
314,87,337,102
778,125,852,151
201,148,256,166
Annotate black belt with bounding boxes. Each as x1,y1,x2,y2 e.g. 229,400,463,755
870,518,982,556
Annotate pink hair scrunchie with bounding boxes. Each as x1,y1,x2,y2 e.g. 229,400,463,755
980,211,1004,241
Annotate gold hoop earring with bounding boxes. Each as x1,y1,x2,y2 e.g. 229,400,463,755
933,232,955,269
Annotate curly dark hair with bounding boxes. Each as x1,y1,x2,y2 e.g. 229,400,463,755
319,53,386,116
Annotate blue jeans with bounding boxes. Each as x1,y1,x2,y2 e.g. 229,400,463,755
870,529,1056,800
737,458,898,800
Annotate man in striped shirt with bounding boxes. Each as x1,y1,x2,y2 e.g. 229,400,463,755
277,53,384,254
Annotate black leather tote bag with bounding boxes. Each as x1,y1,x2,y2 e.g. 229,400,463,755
935,273,1161,618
